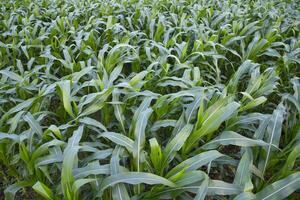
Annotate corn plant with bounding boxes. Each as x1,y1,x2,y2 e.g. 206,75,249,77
0,0,299,199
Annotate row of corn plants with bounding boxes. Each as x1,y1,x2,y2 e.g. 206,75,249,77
0,0,299,199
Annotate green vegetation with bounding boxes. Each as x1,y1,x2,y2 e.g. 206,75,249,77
0,0,299,199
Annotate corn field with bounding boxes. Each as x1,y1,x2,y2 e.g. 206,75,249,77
0,0,299,199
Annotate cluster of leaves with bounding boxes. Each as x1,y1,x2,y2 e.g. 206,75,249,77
0,0,299,199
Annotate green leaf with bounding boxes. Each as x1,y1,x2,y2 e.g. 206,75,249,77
61,126,84,200
202,131,268,149
32,139,65,161
234,192,255,200
133,108,153,171
101,132,134,152
100,172,176,194
72,178,95,198
4,181,34,200
255,172,300,200
185,101,240,152
112,90,126,133
163,124,193,166
32,181,55,200
234,149,253,191
110,147,130,200
208,180,242,195
259,104,285,175
73,162,110,179
78,88,112,117
79,117,107,132
240,96,267,111
0,132,20,142
194,175,209,200
227,60,258,94
24,112,43,137
280,143,300,177
0,69,24,82
149,138,163,173
167,150,224,177
58,80,75,118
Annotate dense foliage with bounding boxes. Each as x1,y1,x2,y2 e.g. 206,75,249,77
0,0,299,199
